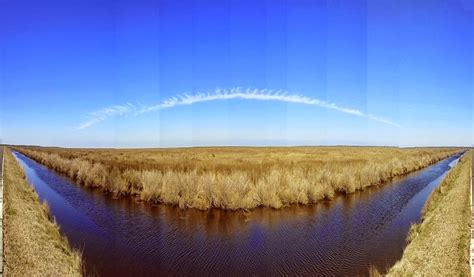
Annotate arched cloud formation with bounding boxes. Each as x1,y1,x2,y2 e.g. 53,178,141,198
77,88,401,129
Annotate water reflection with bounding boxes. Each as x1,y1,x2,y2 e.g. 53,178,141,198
12,151,462,276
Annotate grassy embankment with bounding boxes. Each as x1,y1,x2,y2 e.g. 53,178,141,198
387,150,471,276
2,148,82,275
16,146,462,210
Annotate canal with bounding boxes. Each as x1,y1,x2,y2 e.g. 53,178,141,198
12,151,462,276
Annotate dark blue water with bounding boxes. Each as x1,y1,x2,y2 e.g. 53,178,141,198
12,151,462,276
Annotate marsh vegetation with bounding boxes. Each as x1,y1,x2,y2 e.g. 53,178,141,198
10,148,465,275
387,150,471,276
2,148,82,276
16,146,461,210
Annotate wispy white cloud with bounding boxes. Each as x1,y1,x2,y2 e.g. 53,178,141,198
77,88,401,129
77,103,138,130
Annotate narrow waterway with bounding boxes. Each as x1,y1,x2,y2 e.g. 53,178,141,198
12,151,462,276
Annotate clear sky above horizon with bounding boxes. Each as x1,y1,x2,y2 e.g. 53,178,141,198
0,0,473,148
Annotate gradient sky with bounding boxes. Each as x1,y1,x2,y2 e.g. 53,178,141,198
0,0,473,147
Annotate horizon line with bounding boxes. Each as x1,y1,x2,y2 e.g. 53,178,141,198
4,143,470,150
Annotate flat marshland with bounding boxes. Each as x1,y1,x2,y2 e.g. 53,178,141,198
2,148,82,276
387,150,471,276
16,146,462,210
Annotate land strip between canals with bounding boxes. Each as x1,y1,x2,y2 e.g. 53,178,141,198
15,146,463,210
2,148,82,276
387,150,471,276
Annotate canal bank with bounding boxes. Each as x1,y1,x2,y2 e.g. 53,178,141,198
12,150,463,276
2,148,81,276
388,151,471,276
471,150,473,277
1,146,4,277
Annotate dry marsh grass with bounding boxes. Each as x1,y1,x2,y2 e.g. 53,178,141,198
3,148,82,276
387,150,471,276
15,146,462,210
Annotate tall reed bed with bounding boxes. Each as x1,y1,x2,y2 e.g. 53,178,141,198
15,146,462,210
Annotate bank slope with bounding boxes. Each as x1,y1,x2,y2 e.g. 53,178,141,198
387,151,471,276
2,148,82,276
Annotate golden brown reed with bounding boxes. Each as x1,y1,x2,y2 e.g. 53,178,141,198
3,148,82,276
15,146,462,210
387,150,471,276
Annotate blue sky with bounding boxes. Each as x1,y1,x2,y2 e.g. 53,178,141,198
0,0,472,147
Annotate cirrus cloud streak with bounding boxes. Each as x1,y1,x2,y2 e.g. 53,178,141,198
77,88,400,129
